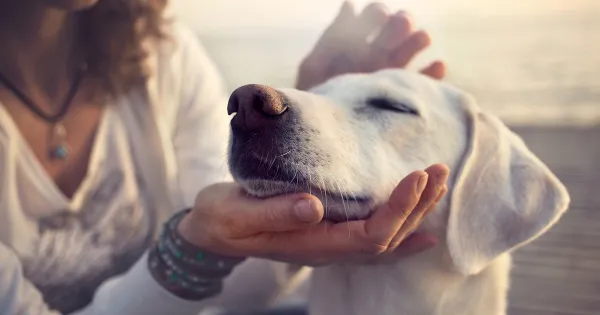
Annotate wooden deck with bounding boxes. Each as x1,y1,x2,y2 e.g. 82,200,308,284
508,125,600,315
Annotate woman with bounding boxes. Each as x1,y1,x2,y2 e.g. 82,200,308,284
0,0,449,314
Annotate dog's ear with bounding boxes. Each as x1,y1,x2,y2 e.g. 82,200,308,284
446,92,570,275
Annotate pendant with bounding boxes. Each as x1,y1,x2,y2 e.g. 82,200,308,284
51,144,70,160
49,123,70,160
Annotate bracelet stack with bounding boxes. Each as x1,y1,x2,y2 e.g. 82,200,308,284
148,209,246,300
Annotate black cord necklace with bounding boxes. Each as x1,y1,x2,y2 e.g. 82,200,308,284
0,63,87,160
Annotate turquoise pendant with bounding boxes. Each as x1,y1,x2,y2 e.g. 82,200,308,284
49,123,70,160
52,145,70,160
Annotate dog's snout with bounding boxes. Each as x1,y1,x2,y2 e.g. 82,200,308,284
228,84,288,130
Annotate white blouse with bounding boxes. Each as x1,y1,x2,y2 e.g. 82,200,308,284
0,23,286,315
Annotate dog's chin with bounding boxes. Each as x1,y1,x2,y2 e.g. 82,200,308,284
240,179,303,198
237,178,375,223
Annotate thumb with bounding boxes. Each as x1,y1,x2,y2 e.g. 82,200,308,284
238,193,325,233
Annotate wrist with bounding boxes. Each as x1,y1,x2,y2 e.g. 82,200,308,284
177,210,207,248
148,209,246,301
177,209,244,259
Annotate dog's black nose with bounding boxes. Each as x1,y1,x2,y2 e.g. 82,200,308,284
228,84,288,130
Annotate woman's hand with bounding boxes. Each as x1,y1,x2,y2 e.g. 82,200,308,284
296,2,446,91
178,164,449,267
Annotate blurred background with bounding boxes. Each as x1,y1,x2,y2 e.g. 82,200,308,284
173,0,600,126
172,1,600,314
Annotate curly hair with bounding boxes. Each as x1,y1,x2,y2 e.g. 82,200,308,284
80,0,170,97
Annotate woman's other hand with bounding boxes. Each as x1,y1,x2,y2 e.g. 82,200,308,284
178,164,450,267
296,1,446,91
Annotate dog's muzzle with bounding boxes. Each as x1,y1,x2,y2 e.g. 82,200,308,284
227,84,305,182
227,84,374,221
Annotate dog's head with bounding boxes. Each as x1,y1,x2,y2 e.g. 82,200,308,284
227,69,569,274
228,70,466,221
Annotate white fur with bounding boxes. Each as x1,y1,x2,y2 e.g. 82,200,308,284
228,69,570,315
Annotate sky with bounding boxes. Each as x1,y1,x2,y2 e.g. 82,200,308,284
170,0,599,34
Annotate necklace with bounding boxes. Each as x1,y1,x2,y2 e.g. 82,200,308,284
0,63,87,160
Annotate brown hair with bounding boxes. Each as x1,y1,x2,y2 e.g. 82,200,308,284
80,0,170,97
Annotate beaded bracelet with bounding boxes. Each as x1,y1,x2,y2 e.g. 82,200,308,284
148,209,246,300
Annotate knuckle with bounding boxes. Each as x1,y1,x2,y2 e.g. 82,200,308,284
262,207,281,225
265,209,280,224
389,195,417,214
218,211,237,227
392,201,414,220
212,206,246,236
216,216,240,238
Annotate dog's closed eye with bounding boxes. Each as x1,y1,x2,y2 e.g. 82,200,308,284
366,97,419,116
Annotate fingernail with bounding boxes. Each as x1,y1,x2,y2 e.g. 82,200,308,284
416,174,428,195
294,199,318,223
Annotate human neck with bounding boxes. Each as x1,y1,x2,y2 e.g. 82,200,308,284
0,2,80,97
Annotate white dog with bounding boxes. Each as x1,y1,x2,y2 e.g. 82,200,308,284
224,69,570,315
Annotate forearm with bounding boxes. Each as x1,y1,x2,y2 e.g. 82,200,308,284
0,238,224,315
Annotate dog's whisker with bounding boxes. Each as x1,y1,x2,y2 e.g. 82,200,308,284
286,169,299,190
241,138,254,148
259,153,268,169
330,174,351,237
317,173,329,216
346,189,359,204
275,163,281,182
267,149,292,173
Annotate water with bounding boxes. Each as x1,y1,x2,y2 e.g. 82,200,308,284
198,13,600,126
